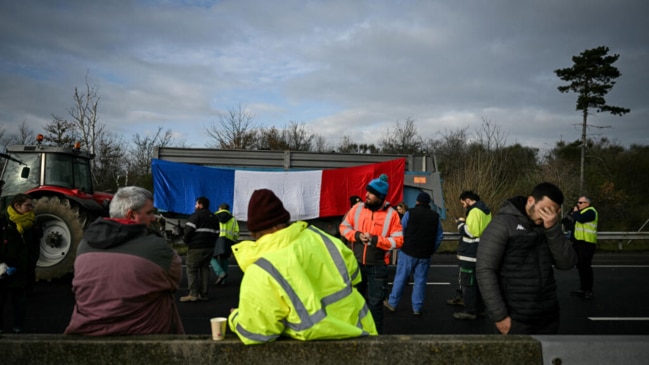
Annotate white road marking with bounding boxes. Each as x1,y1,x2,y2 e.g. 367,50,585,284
388,282,450,285
589,317,649,321
593,265,649,268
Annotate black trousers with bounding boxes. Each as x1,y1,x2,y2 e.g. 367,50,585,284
0,284,28,331
460,262,484,315
573,240,596,292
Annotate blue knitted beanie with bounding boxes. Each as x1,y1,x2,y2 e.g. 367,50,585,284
366,174,389,198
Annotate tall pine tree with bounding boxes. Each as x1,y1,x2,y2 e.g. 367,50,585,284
555,46,630,192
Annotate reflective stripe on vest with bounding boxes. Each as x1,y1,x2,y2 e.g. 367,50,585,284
231,311,279,343
457,255,477,263
235,226,371,340
383,208,402,250
195,228,219,234
342,203,401,250
185,221,220,234
461,237,480,243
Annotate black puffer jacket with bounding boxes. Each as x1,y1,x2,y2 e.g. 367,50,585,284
476,197,577,323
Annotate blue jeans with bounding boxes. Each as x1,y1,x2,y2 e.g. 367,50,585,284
387,251,430,313
356,264,388,334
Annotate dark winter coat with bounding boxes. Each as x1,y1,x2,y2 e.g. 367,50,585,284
0,212,42,288
65,218,184,335
400,204,441,259
476,197,577,324
183,208,219,250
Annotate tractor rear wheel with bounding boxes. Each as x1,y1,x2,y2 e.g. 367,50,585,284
33,196,84,281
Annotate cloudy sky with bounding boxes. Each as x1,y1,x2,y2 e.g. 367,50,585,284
1,0,647,152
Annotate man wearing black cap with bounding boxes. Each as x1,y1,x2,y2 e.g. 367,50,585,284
228,189,377,344
339,174,404,334
349,195,362,208
383,192,442,316
452,191,491,320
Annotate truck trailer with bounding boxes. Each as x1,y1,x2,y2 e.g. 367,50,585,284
152,147,446,239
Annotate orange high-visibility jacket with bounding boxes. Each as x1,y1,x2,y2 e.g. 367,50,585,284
340,202,403,265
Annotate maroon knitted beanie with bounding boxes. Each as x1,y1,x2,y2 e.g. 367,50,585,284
246,189,290,232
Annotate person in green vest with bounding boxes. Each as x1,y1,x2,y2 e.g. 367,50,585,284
228,189,377,344
211,203,239,286
453,191,492,320
569,196,598,300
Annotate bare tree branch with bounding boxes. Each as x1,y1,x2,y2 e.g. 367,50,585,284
206,104,257,149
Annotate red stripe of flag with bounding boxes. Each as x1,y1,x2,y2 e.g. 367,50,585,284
319,158,406,217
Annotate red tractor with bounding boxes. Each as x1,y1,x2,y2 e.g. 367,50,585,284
1,135,112,280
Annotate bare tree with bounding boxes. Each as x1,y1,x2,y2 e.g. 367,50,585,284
432,125,540,227
474,118,508,151
336,135,378,154
283,121,314,151
16,120,36,145
336,135,356,153
0,125,10,152
43,116,79,147
93,132,127,192
206,104,257,149
68,75,105,172
257,126,288,150
379,117,422,154
426,127,470,168
129,127,174,176
312,134,330,152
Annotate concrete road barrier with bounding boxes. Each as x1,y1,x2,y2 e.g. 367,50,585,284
2,334,541,365
3,334,648,364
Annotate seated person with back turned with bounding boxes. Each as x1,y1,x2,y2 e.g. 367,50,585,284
228,189,377,344
65,186,185,335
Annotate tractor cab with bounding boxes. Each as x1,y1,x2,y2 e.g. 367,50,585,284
0,135,112,280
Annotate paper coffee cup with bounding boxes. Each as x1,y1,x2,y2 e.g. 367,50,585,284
210,317,227,340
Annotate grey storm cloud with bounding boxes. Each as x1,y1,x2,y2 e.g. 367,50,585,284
1,0,647,151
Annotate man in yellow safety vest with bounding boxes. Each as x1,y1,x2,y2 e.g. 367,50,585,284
228,189,377,344
569,196,598,300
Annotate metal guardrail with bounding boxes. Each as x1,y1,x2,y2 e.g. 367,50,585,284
597,232,649,240
167,228,649,253
168,229,649,244
443,231,649,251
442,231,649,241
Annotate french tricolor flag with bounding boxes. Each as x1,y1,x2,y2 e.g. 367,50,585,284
152,158,405,221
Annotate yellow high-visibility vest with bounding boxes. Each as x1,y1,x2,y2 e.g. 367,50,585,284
229,221,377,344
461,207,492,242
214,209,239,241
574,206,598,244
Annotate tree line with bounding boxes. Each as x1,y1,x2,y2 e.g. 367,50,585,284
3,111,647,232
2,46,644,231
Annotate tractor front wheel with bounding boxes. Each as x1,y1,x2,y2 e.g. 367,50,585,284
33,196,84,281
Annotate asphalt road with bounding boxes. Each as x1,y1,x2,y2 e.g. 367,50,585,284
6,252,649,336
